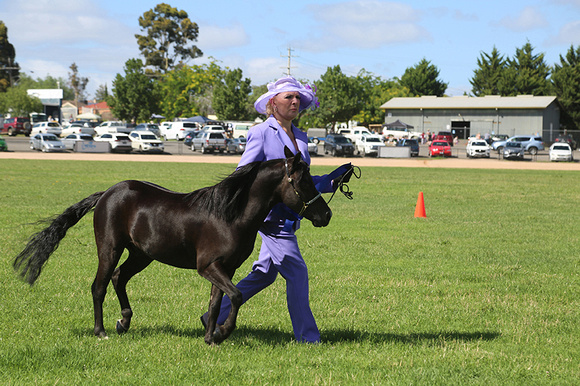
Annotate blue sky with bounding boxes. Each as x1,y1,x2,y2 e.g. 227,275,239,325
2,0,579,98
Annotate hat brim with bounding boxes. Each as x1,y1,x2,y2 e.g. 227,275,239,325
254,87,314,114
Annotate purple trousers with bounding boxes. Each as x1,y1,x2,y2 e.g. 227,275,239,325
214,226,320,343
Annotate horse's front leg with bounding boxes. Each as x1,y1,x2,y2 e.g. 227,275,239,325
200,263,242,345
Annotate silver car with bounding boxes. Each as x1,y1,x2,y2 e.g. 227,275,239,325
29,133,65,152
503,141,524,160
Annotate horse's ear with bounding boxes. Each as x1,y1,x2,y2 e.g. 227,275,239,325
284,146,294,159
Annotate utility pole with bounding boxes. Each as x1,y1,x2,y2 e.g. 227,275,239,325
2,58,20,87
281,46,297,76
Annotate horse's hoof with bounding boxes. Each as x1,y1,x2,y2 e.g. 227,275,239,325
116,320,128,334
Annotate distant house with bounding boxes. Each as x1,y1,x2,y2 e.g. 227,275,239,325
82,101,113,121
380,95,560,141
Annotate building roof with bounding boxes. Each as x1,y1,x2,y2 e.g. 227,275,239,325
381,95,557,110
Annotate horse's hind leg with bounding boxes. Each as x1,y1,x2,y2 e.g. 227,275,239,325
111,248,152,334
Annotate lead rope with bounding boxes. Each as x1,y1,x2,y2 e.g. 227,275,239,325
325,165,361,205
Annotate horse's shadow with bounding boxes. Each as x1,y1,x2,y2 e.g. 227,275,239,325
74,324,500,346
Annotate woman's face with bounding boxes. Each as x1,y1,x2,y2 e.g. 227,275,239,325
272,91,301,121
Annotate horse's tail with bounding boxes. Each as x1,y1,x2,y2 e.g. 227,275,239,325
13,191,105,285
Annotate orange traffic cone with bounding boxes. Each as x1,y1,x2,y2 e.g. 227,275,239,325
414,192,426,218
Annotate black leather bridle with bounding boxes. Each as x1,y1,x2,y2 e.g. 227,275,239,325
284,159,323,216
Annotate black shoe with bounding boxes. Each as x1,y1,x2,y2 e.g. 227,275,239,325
200,313,208,329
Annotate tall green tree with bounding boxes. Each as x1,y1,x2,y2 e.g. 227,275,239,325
351,70,411,127
400,58,447,96
302,65,364,130
68,62,89,104
135,3,203,75
470,46,505,96
95,84,109,102
212,68,252,120
0,21,18,92
499,42,551,96
108,58,158,123
157,60,224,120
551,45,580,130
0,87,43,116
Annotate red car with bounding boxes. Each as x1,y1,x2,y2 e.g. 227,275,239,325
429,140,452,157
435,131,454,146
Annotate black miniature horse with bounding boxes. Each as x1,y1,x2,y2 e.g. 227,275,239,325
13,147,332,345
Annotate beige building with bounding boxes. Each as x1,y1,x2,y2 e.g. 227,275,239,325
380,95,560,140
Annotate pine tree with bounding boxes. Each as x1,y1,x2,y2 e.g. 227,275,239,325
551,45,580,130
470,46,505,96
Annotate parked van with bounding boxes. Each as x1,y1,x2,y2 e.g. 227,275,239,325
226,121,254,138
161,121,199,140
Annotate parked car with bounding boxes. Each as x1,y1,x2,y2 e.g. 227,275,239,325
324,134,355,157
492,135,544,155
396,138,419,157
428,140,451,157
503,141,525,160
30,121,62,137
436,131,454,146
129,130,164,153
356,135,386,157
94,133,132,153
2,116,31,136
183,131,197,147
307,137,318,155
549,142,573,162
134,123,161,138
0,135,7,151
61,122,96,137
161,121,198,141
94,121,129,136
61,134,94,150
226,137,246,154
29,133,65,152
338,127,373,145
191,131,227,153
466,139,491,158
554,134,577,150
200,125,226,133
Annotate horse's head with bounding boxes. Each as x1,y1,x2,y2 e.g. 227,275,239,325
282,147,332,227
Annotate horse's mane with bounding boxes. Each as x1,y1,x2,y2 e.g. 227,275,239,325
184,159,280,223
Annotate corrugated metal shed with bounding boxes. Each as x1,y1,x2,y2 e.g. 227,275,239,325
381,95,557,110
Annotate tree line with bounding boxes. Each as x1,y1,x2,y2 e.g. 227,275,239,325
1,3,579,131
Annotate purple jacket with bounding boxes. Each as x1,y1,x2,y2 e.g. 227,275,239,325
238,117,335,233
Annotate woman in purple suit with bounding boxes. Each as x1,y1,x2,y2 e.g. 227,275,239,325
202,76,351,343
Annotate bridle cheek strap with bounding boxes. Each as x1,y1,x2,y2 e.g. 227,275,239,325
297,191,322,216
285,158,323,217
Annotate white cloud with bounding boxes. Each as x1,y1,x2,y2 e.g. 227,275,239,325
300,0,429,51
497,6,548,32
548,20,580,45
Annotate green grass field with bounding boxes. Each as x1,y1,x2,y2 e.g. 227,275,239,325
0,159,578,384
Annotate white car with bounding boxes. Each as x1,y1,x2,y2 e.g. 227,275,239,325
466,140,491,158
549,142,573,162
30,121,63,137
29,133,65,152
129,130,164,153
61,133,94,150
200,125,226,133
355,135,386,156
94,121,129,136
94,133,133,153
161,121,198,141
307,138,318,155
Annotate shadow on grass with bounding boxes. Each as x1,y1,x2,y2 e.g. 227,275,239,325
73,324,500,346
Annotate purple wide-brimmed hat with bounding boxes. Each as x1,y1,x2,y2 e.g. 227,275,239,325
254,76,319,114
